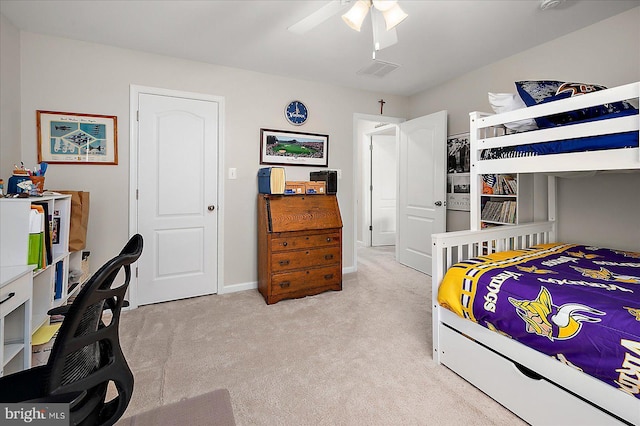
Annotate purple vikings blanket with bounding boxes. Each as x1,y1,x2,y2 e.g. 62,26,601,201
438,243,640,399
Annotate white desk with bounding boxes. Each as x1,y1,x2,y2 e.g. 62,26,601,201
1,265,33,376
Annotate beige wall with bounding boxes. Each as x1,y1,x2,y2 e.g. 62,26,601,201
409,7,640,250
12,30,408,289
0,14,21,181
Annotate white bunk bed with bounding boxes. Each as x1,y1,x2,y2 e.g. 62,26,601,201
432,82,639,425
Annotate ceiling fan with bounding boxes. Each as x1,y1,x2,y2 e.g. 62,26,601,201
288,0,408,51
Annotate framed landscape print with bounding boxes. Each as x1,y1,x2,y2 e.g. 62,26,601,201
260,128,328,167
37,110,118,164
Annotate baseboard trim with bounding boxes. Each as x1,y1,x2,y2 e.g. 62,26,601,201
221,281,257,294
343,265,356,274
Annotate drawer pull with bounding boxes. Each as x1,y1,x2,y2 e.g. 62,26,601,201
326,237,332,242
0,292,16,305
279,281,291,289
324,274,334,280
279,260,290,266
324,254,334,260
282,242,288,247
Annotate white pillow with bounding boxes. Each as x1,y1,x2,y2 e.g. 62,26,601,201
487,92,538,132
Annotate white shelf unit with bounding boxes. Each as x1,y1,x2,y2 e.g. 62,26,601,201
0,195,74,355
479,173,532,228
0,265,33,376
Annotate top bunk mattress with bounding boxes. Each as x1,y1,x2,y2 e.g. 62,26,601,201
437,242,640,399
480,109,638,160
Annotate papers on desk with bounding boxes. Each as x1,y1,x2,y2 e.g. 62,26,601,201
28,206,45,269
32,323,61,346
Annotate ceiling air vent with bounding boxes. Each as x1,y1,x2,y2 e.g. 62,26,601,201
357,60,400,78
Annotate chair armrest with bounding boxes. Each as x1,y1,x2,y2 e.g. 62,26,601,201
0,366,47,402
49,300,128,318
0,367,86,408
48,305,70,316
30,390,87,408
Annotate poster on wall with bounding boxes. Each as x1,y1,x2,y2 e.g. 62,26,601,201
259,128,328,167
447,132,470,211
447,173,470,211
37,110,118,165
447,132,470,174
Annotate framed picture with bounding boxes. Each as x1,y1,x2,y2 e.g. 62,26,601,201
447,173,471,211
37,110,118,164
260,128,328,167
447,132,470,174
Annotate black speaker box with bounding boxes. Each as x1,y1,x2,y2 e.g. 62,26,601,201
310,170,337,194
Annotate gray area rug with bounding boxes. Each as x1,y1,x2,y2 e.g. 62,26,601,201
117,246,524,425
118,388,235,426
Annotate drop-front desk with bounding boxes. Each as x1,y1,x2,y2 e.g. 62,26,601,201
257,194,342,305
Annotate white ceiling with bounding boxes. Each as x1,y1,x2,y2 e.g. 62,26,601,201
1,0,638,96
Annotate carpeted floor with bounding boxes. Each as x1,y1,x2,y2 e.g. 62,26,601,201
116,246,525,425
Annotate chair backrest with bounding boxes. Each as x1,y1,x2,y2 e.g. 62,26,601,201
45,234,143,426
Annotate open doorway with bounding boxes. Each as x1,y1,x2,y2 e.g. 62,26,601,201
352,112,447,275
352,114,404,272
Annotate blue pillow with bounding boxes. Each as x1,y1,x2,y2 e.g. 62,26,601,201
515,80,636,128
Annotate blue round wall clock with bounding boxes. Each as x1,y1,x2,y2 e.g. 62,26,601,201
285,100,308,126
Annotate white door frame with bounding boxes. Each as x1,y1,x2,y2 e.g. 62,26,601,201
128,85,225,309
352,113,405,272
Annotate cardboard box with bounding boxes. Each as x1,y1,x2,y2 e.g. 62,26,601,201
305,181,325,194
284,181,306,195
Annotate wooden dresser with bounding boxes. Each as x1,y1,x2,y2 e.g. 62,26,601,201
258,194,342,305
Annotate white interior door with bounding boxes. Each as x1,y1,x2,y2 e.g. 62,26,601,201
371,134,397,246
136,93,219,305
397,111,447,275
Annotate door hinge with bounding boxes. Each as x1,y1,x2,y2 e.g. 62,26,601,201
370,185,373,191
136,110,139,121
136,267,138,278
369,144,373,151
369,225,373,231
136,189,139,200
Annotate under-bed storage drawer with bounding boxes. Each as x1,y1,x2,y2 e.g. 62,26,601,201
440,325,627,426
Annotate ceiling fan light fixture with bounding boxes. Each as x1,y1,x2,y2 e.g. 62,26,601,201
381,3,408,30
342,0,371,32
371,0,397,12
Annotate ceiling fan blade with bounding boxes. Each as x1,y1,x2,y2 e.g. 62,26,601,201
287,0,352,34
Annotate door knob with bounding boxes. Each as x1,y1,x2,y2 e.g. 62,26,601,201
434,201,443,206
208,205,215,211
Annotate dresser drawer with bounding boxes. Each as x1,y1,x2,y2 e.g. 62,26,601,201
271,247,340,272
0,273,31,316
271,265,341,296
271,232,340,252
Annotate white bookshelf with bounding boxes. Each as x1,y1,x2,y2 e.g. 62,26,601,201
0,194,79,374
479,174,533,228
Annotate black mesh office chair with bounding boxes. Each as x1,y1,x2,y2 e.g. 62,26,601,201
0,234,143,426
